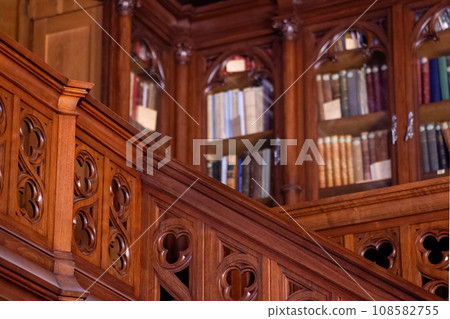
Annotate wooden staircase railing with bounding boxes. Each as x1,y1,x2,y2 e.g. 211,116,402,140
272,178,449,300
0,31,440,301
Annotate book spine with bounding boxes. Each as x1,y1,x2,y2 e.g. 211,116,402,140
242,154,250,196
331,73,341,100
207,94,214,140
438,56,450,100
254,87,264,133
378,129,389,161
429,58,442,103
345,135,354,184
420,125,431,173
317,138,326,188
324,137,334,187
357,68,369,115
316,75,325,121
226,155,237,189
339,136,348,185
426,123,439,171
339,70,350,117
380,64,389,111
346,69,359,116
238,158,243,193
365,67,377,113
368,132,377,164
441,121,450,150
372,66,382,112
331,135,342,186
322,74,333,103
417,60,423,104
352,137,364,183
361,132,371,180
435,124,448,170
421,58,431,104
447,56,450,96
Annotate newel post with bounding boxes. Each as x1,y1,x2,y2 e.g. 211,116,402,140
52,82,93,300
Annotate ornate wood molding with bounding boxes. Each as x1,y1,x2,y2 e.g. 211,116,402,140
273,17,298,40
175,43,192,64
116,0,141,16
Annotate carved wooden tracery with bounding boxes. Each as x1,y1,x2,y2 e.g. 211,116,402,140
417,228,449,270
109,174,132,274
73,149,100,255
217,253,258,301
0,97,6,196
17,115,45,223
360,237,397,270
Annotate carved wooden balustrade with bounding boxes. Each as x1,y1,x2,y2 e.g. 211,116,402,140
274,178,449,300
0,32,441,301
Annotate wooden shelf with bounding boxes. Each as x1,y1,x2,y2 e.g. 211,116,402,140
419,100,450,124
417,29,450,59
318,111,389,137
208,71,254,94
316,48,386,74
319,179,392,198
205,130,273,157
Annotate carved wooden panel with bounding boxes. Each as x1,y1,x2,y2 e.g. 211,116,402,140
0,87,12,215
412,220,449,300
281,268,332,301
101,160,138,286
72,141,103,266
153,217,193,301
354,227,401,276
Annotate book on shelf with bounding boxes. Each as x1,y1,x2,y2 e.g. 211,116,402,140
130,73,159,130
208,149,272,199
207,83,272,140
419,55,450,104
318,129,391,188
421,121,450,174
318,63,387,121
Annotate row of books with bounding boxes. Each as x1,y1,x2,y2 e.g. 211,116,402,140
208,149,272,199
318,130,391,188
420,122,450,173
207,84,273,140
130,73,158,130
133,40,151,62
334,31,367,52
317,64,389,121
418,56,450,104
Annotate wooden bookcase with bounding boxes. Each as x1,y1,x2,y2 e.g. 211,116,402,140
102,0,450,205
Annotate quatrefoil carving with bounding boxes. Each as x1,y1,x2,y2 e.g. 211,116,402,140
108,231,129,274
156,223,192,271
361,238,396,270
73,208,96,254
110,175,131,223
417,228,449,269
74,151,98,199
19,116,45,166
218,254,258,301
17,173,43,223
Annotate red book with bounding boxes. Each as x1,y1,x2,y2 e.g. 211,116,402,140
365,67,377,113
421,57,430,104
380,64,389,111
372,66,382,112
417,60,423,105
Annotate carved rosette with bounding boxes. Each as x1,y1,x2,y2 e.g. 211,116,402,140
73,149,99,255
156,222,192,271
360,237,396,270
273,17,298,40
116,0,140,16
108,174,132,274
217,254,258,301
416,228,449,270
175,43,192,65
17,115,46,223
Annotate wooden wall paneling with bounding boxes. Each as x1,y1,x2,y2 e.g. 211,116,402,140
32,4,103,99
0,87,12,216
0,0,31,48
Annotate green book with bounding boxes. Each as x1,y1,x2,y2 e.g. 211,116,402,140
438,56,449,100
